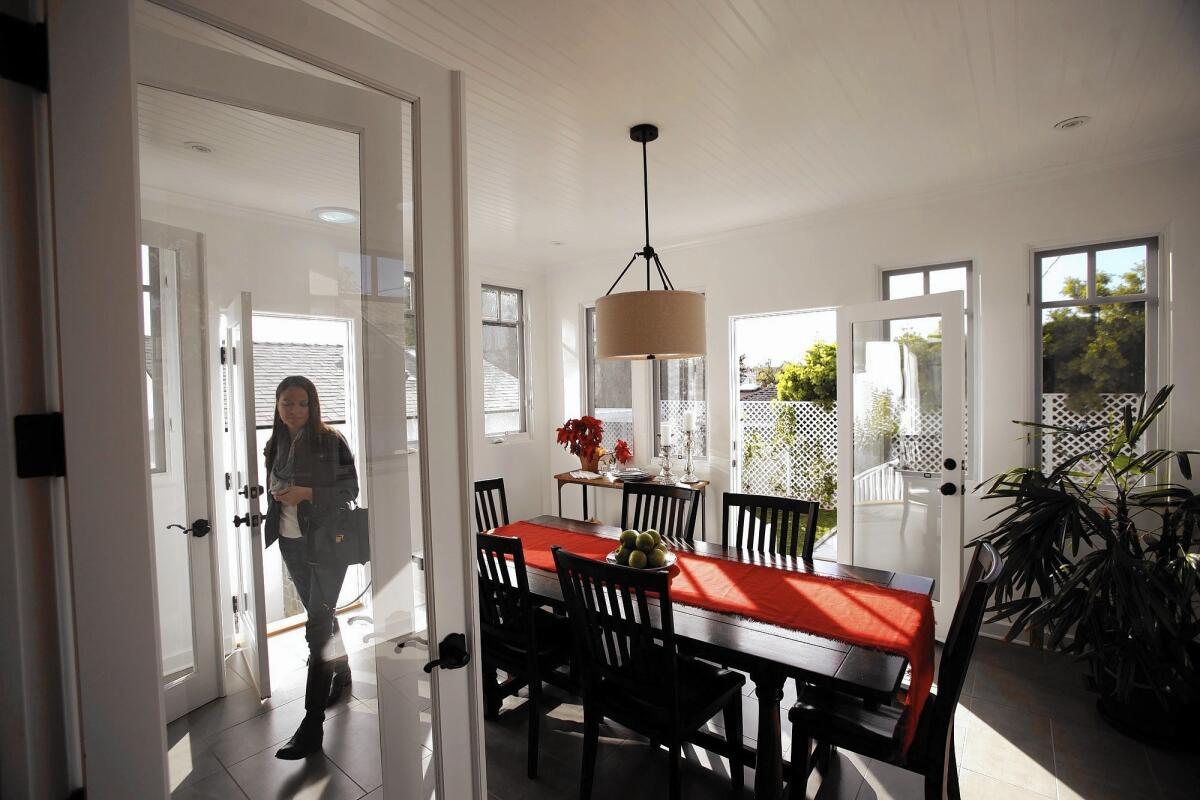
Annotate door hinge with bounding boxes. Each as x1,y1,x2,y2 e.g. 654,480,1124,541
225,472,233,491
13,413,65,478
220,346,227,365
231,595,239,614
0,14,48,93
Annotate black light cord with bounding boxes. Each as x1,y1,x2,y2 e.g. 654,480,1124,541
604,125,679,297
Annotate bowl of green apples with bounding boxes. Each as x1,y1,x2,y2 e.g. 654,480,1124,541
608,528,676,571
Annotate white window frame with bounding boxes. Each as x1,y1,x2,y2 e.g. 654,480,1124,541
481,283,530,440
1031,236,1160,456
651,356,708,457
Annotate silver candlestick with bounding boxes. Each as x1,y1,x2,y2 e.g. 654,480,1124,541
658,443,676,484
681,430,697,483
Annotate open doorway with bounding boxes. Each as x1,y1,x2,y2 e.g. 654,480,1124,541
731,308,838,557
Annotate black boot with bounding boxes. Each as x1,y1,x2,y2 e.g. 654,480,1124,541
326,666,352,709
275,715,324,760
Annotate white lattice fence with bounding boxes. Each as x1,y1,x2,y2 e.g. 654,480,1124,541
738,401,838,504
1040,393,1143,472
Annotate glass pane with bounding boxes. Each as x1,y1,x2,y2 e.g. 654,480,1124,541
1040,303,1146,469
483,322,524,435
481,287,499,320
1040,251,1087,302
587,308,634,452
656,358,706,455
851,316,943,600
136,5,435,794
499,289,519,323
887,271,923,299
928,266,967,300
1096,244,1147,297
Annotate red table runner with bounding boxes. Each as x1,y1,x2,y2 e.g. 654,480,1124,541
496,520,935,752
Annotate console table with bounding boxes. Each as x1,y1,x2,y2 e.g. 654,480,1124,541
553,471,710,537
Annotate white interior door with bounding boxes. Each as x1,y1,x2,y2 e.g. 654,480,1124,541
141,221,224,721
836,291,965,638
221,293,270,697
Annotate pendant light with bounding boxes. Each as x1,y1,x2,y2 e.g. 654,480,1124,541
594,124,705,360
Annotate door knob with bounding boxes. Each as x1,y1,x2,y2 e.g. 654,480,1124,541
239,484,263,499
423,632,470,673
939,482,958,496
232,513,261,528
167,518,211,538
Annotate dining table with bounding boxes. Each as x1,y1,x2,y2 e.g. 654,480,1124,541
506,514,936,800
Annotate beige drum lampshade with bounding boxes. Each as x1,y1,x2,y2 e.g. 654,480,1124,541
594,290,706,360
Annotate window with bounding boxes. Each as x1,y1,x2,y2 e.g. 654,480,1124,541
585,307,634,451
482,285,527,436
882,261,973,473
1034,238,1157,469
653,358,706,456
141,245,167,473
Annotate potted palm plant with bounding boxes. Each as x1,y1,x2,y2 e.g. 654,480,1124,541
978,386,1199,747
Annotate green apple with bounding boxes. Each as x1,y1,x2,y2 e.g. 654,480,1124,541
635,532,655,552
619,529,639,548
645,529,662,547
615,547,632,566
628,550,648,569
647,548,667,568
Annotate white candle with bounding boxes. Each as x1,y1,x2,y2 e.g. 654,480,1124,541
662,422,674,444
681,411,696,433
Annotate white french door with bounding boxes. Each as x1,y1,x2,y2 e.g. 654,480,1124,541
220,293,271,697
836,291,966,638
47,1,481,797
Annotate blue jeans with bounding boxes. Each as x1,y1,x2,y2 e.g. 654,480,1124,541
278,536,350,718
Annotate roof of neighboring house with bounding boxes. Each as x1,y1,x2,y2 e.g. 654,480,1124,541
254,342,346,427
482,359,520,414
739,384,778,402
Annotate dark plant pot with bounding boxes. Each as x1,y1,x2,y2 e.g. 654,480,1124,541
1096,691,1200,751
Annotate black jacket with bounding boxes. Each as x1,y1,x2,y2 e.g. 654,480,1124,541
263,428,359,563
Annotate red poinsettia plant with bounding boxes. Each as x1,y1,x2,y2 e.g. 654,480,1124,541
556,415,604,460
614,439,633,465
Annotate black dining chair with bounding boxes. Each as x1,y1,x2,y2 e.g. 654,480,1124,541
551,546,745,800
620,482,700,541
787,541,1002,800
721,492,821,561
474,477,510,533
476,532,572,779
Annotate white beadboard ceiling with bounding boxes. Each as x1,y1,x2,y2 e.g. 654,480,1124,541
141,0,1200,272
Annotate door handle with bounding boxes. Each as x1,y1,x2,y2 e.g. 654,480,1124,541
939,482,958,496
232,513,261,528
166,518,211,538
239,484,263,499
423,632,470,673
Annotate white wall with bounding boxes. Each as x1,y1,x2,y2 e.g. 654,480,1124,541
543,149,1200,543
469,263,552,522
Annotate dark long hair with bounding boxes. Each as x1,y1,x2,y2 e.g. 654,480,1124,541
264,375,333,471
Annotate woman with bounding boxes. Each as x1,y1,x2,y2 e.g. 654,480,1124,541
263,375,359,760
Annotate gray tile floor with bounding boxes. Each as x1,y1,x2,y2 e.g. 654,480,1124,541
483,636,1198,800
171,632,1197,799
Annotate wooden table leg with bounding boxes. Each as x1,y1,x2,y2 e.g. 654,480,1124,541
557,481,563,517
751,669,786,800
581,484,588,520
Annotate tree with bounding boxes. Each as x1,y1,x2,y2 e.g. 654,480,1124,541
776,342,836,406
1043,264,1146,412
754,360,780,388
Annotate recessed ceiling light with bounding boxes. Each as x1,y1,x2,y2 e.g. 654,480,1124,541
312,207,359,225
184,141,213,153
1053,116,1091,131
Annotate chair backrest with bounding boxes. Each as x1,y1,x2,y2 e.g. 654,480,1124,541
620,482,700,541
475,532,533,648
721,491,821,560
552,547,679,716
921,541,1002,750
474,477,510,533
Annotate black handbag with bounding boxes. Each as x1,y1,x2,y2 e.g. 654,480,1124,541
331,502,371,566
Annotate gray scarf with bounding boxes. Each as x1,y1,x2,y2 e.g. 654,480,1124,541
269,428,305,495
